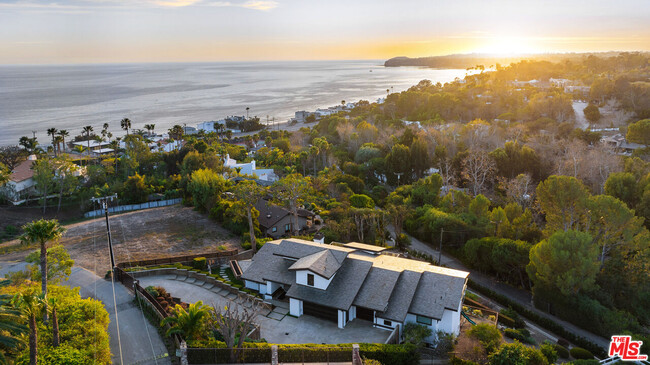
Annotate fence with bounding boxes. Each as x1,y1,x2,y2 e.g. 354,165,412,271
84,198,182,218
115,248,244,268
187,346,355,364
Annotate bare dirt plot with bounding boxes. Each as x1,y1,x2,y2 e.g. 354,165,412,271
0,205,241,275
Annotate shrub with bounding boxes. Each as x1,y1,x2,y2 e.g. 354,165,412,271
500,307,526,328
557,338,570,347
468,323,502,353
362,358,382,365
569,347,594,360
497,314,516,328
450,357,480,365
554,344,570,359
403,322,433,347
192,257,207,271
488,342,548,365
503,329,534,344
540,342,558,364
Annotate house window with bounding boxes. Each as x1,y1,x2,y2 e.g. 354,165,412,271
384,319,392,326
272,227,277,233
307,273,314,286
284,224,290,232
416,315,432,326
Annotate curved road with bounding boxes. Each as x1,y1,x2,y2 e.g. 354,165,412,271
388,226,610,351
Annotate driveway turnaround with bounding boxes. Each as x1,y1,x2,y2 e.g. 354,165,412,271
0,261,171,365
137,275,391,345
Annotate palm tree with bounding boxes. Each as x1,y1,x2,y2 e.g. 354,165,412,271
82,125,93,156
120,118,132,136
232,181,266,254
101,123,109,141
19,219,66,322
160,301,210,341
46,128,58,157
246,107,250,119
57,130,69,153
144,124,155,136
45,297,60,347
0,280,27,363
12,291,44,365
53,136,64,156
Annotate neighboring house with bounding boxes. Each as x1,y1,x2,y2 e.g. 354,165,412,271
223,154,278,182
254,199,318,238
72,140,112,155
602,134,645,155
241,239,469,343
1,155,37,205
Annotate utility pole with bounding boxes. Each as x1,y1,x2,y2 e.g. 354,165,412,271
438,228,443,266
92,194,118,270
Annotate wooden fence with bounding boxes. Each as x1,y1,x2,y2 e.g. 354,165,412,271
115,248,242,268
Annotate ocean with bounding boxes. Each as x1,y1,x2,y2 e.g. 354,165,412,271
0,60,468,146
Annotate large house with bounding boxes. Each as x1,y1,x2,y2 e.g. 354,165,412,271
241,239,469,342
223,154,277,182
254,200,318,238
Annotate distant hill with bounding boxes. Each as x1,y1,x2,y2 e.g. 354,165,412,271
384,52,634,69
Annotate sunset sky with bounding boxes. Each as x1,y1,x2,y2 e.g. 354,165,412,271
1,0,649,64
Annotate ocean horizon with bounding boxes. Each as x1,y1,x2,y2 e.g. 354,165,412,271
0,60,469,146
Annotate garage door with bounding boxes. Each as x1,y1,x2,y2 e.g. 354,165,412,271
303,301,338,323
356,306,374,322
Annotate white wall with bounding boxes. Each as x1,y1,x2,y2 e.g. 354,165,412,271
405,313,441,343
295,270,335,290
438,308,461,336
374,316,399,331
337,310,346,329
349,306,356,321
290,298,303,317
245,280,259,291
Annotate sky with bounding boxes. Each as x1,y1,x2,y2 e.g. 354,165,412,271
0,0,649,64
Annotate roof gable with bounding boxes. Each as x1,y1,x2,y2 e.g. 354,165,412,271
288,250,342,279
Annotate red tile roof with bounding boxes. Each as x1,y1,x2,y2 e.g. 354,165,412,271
10,159,35,183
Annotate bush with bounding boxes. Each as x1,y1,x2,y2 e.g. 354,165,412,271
569,347,594,360
497,314,516,328
554,344,570,359
362,358,382,365
503,328,535,344
192,257,207,271
468,324,502,353
500,307,526,328
540,342,558,364
467,279,607,358
557,338,570,347
145,285,159,297
488,342,548,365
450,357,480,365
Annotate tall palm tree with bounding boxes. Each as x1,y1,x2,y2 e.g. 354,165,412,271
232,181,266,254
82,126,93,157
53,136,64,156
0,280,27,363
245,107,250,119
19,220,66,322
45,297,60,347
144,124,155,136
160,301,210,341
101,123,109,141
46,128,58,157
57,130,69,153
12,291,44,365
120,118,131,136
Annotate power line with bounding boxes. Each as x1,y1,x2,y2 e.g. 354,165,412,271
91,194,124,365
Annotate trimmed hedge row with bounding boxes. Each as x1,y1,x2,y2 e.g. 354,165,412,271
186,342,419,365
467,279,607,358
570,347,595,360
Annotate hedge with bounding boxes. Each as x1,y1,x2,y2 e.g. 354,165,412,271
467,279,607,358
450,357,480,365
192,257,207,271
569,347,594,360
554,344,569,359
504,328,535,344
186,342,419,365
497,314,516,328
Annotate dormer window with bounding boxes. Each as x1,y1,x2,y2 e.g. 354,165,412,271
307,273,314,286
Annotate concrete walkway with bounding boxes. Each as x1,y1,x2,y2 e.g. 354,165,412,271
0,261,171,365
387,225,610,350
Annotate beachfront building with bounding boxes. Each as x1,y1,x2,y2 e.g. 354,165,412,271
240,239,469,343
223,154,277,182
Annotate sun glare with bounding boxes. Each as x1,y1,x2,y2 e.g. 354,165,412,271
475,36,543,55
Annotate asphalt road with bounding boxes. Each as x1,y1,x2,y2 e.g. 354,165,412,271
0,261,171,365
388,225,611,351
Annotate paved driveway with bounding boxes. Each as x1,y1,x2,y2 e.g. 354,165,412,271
137,275,391,345
0,261,171,365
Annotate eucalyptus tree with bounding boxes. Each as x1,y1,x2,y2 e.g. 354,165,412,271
232,180,267,253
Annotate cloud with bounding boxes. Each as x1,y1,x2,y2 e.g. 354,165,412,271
150,0,201,6
241,0,277,11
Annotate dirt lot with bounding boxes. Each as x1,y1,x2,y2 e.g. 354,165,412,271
0,205,242,275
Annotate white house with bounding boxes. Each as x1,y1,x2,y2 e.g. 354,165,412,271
1,155,37,204
223,154,277,182
241,239,469,343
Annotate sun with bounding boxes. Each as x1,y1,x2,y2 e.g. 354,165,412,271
475,36,543,55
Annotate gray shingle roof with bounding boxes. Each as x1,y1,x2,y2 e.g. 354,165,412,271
377,270,422,322
288,250,342,279
272,239,352,263
352,267,401,312
408,272,467,320
240,242,295,285
286,258,373,310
